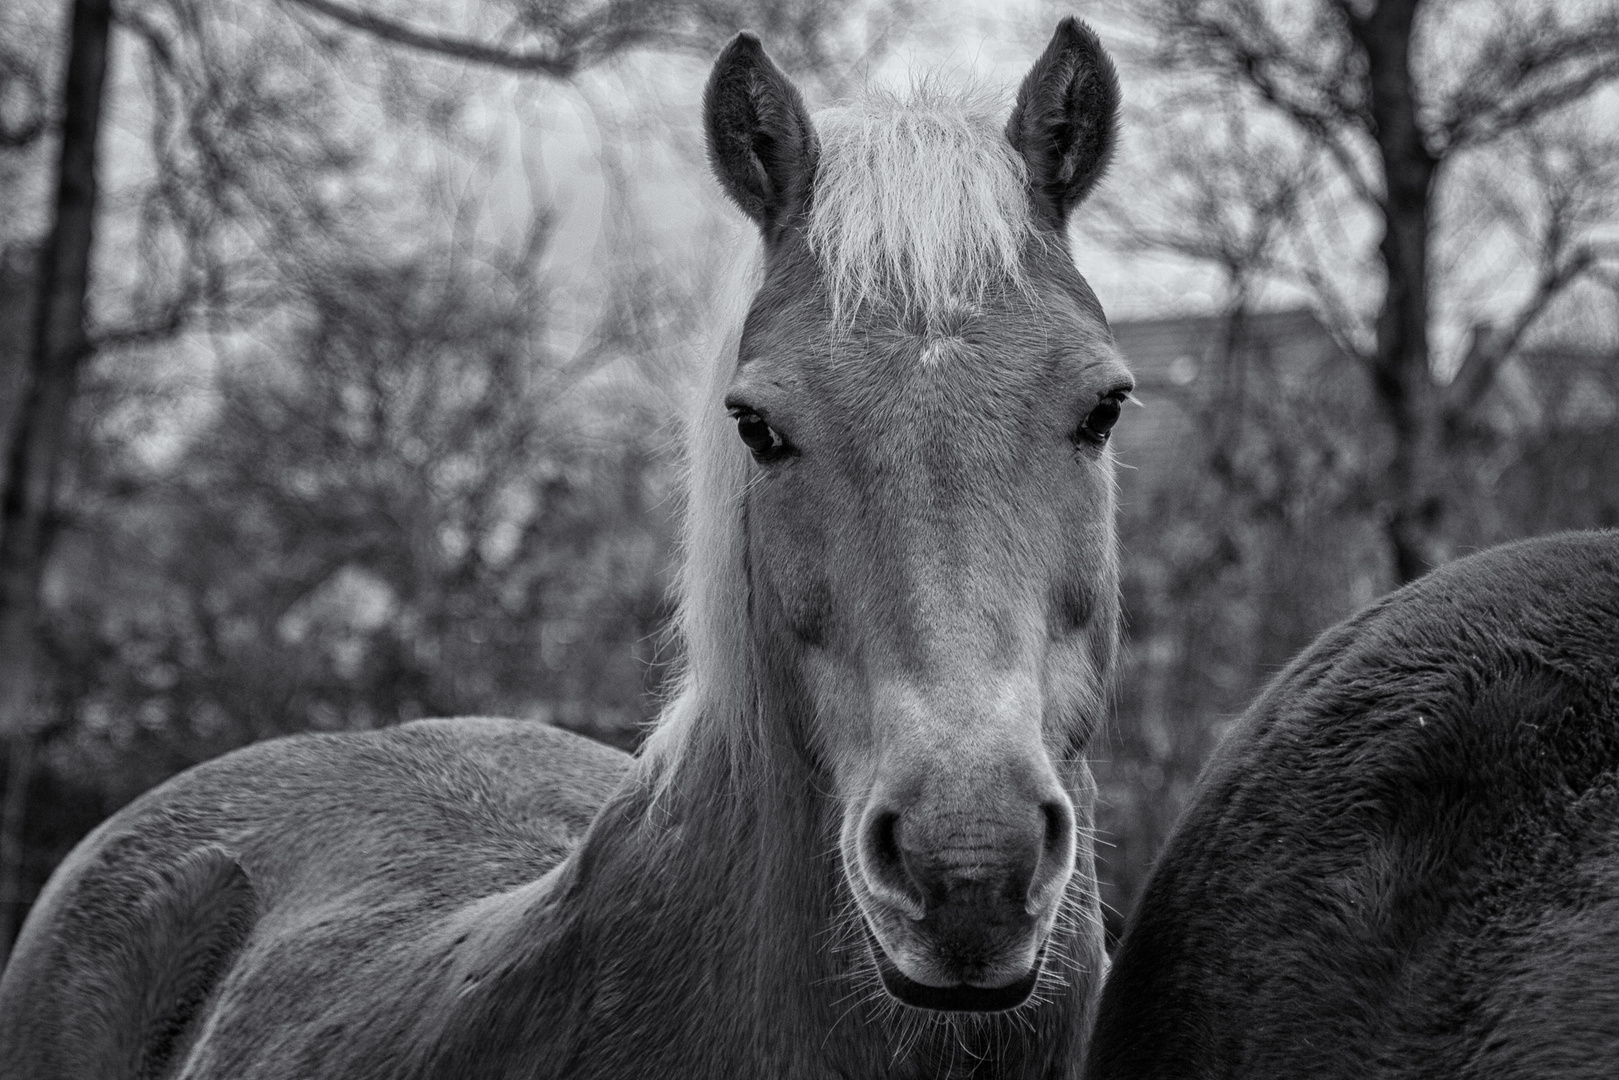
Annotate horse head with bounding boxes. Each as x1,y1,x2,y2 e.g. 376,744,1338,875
700,19,1127,1013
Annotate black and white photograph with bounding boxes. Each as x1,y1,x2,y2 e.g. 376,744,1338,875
1,0,1617,1075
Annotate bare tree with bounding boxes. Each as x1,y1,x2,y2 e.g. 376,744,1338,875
0,0,114,956
276,0,912,86
1096,0,1619,583
1076,0,1619,932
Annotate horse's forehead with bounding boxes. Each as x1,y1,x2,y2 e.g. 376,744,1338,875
832,320,1057,423
739,263,1112,431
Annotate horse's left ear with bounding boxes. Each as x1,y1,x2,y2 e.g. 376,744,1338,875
704,33,818,240
1007,17,1120,230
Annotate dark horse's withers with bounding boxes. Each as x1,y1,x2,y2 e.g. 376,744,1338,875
1,18,1133,1080
1087,530,1619,1079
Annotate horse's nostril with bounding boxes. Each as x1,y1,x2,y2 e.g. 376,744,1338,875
1042,799,1072,859
1026,797,1076,910
862,810,926,916
872,810,903,871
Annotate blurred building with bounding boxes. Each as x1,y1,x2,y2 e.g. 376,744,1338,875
1111,308,1359,485
1109,306,1389,640
1468,331,1619,539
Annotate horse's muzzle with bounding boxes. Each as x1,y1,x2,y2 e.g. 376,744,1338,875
853,803,1067,1011
865,920,1047,1012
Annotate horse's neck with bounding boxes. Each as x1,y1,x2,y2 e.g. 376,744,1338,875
562,723,870,1072
426,703,1086,1078
421,706,875,1076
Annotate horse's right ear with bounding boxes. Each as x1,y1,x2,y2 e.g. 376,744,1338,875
1007,18,1120,231
704,33,818,240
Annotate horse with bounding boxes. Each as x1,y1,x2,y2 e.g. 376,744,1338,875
1085,530,1619,1079
0,18,1133,1079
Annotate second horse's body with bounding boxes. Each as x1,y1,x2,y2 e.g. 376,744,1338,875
1088,531,1619,1079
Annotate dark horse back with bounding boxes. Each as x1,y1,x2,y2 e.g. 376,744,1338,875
1088,531,1619,1079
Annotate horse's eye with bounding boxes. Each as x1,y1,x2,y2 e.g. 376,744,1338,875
1077,394,1125,444
733,410,787,459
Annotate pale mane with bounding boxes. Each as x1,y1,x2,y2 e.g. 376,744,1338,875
808,81,1032,320
637,243,761,797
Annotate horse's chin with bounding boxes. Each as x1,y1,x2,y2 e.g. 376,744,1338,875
863,923,1046,1013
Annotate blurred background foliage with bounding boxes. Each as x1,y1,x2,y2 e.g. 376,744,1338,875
1,0,1617,959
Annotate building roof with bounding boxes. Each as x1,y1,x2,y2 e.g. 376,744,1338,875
1107,307,1352,488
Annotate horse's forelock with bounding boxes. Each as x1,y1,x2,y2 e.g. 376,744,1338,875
808,80,1033,322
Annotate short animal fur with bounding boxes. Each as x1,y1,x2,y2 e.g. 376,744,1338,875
1086,530,1619,1079
0,18,1131,1079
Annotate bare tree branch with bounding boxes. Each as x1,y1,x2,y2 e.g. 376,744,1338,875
1438,9,1619,154
278,0,627,77
0,0,113,963
0,46,48,148
1144,0,1381,204
274,0,911,91
1444,111,1619,418
1448,240,1617,420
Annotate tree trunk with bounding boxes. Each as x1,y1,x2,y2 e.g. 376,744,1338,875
1350,0,1440,585
0,248,39,467
0,0,114,962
